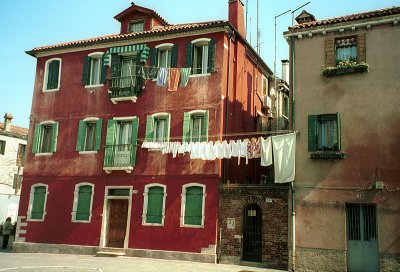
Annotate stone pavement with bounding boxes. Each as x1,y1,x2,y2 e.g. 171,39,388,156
0,250,286,272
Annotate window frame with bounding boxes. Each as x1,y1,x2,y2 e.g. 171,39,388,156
27,183,49,221
145,112,171,146
142,183,167,226
191,38,211,76
77,117,102,154
128,20,144,33
335,36,358,64
33,120,59,156
155,43,173,68
180,183,206,228
0,140,5,155
71,183,94,223
85,52,104,88
43,58,62,92
183,110,209,143
262,74,269,97
308,113,341,152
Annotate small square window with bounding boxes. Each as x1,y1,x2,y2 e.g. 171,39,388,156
0,140,5,155
129,21,144,33
335,37,357,64
32,122,58,154
308,113,341,152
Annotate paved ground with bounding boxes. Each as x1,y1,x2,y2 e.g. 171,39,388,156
0,249,286,272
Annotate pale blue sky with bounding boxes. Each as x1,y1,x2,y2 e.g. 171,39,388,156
1,0,398,128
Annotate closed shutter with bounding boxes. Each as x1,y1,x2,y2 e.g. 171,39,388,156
146,186,164,224
135,53,143,96
207,39,216,73
145,115,155,142
47,60,60,90
182,112,191,142
308,115,318,152
95,119,102,151
336,112,341,151
32,124,42,154
82,56,90,86
171,44,179,68
31,186,46,220
76,185,92,221
201,111,209,142
130,118,139,166
357,33,366,63
76,120,86,151
185,42,193,68
100,57,107,84
149,47,158,67
184,186,203,225
104,120,117,167
50,122,59,153
325,37,335,67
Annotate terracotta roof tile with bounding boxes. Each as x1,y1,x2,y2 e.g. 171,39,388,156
0,123,29,138
290,6,400,30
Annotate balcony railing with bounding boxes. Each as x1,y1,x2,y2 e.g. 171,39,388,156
108,71,138,104
103,144,135,173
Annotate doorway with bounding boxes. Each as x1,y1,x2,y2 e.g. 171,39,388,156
243,203,262,262
106,199,129,248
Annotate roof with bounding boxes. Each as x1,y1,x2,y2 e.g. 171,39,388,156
0,123,28,139
114,3,169,26
290,6,400,30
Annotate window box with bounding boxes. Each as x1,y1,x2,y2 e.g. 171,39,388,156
310,152,346,160
322,61,369,77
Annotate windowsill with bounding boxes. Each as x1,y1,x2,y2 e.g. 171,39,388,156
79,151,98,154
85,84,104,88
142,222,164,227
190,73,211,78
180,223,204,229
27,218,45,222
35,152,53,156
110,96,137,104
42,88,60,92
322,63,369,77
71,220,91,223
103,166,134,174
310,152,346,159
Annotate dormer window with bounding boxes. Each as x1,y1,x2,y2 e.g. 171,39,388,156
129,20,144,33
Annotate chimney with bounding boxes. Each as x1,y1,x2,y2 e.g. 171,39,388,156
281,60,289,84
3,113,13,132
228,0,246,38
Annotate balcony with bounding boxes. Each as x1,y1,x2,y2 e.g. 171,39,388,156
108,75,138,104
103,144,136,173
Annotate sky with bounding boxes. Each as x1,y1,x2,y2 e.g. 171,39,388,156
1,0,399,128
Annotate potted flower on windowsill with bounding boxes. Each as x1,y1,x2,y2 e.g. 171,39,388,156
322,60,369,77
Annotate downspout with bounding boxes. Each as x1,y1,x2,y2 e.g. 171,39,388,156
290,35,296,272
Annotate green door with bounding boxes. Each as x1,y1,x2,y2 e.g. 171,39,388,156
347,204,379,272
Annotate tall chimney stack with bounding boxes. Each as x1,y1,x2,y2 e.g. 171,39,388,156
228,0,246,38
3,113,13,132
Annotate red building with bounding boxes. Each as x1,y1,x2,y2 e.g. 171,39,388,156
16,1,289,269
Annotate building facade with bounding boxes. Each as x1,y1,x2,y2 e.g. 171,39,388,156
286,7,400,272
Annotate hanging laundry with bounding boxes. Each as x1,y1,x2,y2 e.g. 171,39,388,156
260,137,273,167
248,137,261,159
204,141,216,160
190,142,201,159
157,67,168,86
222,140,231,159
142,66,159,80
179,68,191,87
240,139,250,165
272,133,296,183
168,68,181,92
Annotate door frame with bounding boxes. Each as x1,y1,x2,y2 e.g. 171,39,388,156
99,186,133,249
242,203,263,263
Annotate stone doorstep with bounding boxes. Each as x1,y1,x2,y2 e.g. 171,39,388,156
96,251,126,257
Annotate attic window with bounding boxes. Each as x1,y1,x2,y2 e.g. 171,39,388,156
129,21,144,33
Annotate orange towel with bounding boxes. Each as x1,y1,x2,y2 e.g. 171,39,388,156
168,68,181,92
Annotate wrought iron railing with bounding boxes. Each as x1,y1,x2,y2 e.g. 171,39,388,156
103,144,135,168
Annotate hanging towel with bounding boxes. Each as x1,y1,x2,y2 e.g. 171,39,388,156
179,68,191,87
157,67,168,86
142,66,159,80
271,133,296,183
168,68,181,91
260,137,273,167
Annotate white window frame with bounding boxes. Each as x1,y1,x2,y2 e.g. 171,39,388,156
85,52,104,88
35,120,57,156
187,110,207,142
155,43,173,68
27,183,49,222
142,183,167,226
71,182,95,223
262,74,269,97
180,183,206,228
191,38,211,76
43,58,62,92
128,20,144,33
152,112,171,144
79,117,100,154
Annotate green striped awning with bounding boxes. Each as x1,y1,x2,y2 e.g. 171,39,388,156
103,44,150,66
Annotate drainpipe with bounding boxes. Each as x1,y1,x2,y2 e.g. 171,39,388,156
290,36,296,272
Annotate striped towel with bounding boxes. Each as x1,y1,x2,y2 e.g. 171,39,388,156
168,68,181,91
156,67,168,87
179,68,191,87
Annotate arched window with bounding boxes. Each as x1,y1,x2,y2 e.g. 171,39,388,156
43,58,62,91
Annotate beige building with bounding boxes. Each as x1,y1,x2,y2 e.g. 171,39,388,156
285,7,400,272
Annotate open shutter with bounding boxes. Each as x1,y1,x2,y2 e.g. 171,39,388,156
166,113,171,141
104,120,117,167
150,47,158,67
207,39,216,73
110,54,122,77
82,56,90,86
76,185,92,221
325,37,335,67
135,53,143,96
32,124,42,154
31,186,46,220
76,120,86,151
357,33,366,63
201,110,209,142
130,118,139,166
336,112,341,151
185,42,193,68
145,115,155,142
171,44,179,68
182,112,191,142
308,115,318,152
50,122,59,153
100,57,107,84
95,119,102,151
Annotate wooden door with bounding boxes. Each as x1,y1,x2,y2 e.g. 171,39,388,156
107,199,129,248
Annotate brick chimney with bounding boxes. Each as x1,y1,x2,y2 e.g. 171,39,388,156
3,113,13,132
228,0,246,38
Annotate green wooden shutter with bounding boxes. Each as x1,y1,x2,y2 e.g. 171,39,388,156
100,57,107,84
145,115,155,142
182,112,191,142
201,111,209,142
336,112,341,151
50,122,59,153
146,186,164,224
150,47,158,67
104,120,117,167
308,115,318,152
166,113,171,141
95,119,102,151
207,39,216,73
48,60,60,90
135,53,143,96
111,54,121,76
76,185,92,221
76,120,86,151
82,56,90,86
31,186,46,219
32,124,42,154
185,42,193,68
130,118,139,166
184,186,203,225
171,44,179,68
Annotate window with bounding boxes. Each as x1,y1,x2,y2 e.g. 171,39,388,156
283,95,290,118
308,113,341,151
145,113,171,144
185,38,216,75
183,110,209,142
32,121,59,154
180,184,206,227
150,44,178,68
325,34,366,67
16,144,26,166
142,184,166,226
262,75,269,96
0,140,5,155
72,183,94,222
43,58,61,91
335,37,357,63
76,118,102,153
129,21,144,33
82,53,106,86
28,184,48,221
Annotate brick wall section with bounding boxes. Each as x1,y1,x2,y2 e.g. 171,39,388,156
357,33,366,62
325,37,335,67
218,184,289,270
